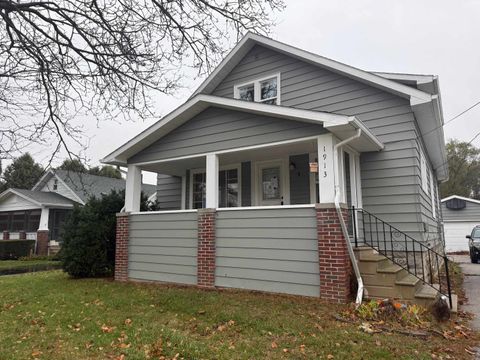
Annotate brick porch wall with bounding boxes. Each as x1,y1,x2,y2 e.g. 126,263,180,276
2,230,9,240
115,213,130,281
197,208,216,288
36,230,49,256
316,204,352,303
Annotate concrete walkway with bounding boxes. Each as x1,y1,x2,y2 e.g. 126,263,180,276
451,255,480,330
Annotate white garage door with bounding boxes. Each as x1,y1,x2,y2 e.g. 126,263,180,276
444,221,479,252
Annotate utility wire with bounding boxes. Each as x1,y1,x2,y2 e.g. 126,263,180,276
422,99,480,137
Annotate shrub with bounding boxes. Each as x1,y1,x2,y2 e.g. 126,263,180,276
60,190,124,277
0,240,35,260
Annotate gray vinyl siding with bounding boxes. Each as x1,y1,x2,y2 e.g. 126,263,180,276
289,154,310,204
156,174,181,210
128,212,198,284
241,162,252,206
211,44,434,243
442,201,480,222
215,207,319,297
129,107,326,163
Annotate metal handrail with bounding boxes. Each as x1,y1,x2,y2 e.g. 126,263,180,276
349,206,452,308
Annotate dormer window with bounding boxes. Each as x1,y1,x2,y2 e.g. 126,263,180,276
234,73,280,105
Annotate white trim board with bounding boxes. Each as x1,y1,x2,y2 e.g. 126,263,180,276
441,195,480,205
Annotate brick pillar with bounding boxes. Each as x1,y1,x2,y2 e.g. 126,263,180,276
197,208,216,288
19,231,26,240
316,203,352,303
36,230,49,256
3,231,9,240
115,213,130,282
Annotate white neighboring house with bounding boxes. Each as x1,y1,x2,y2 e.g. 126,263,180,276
441,195,480,252
0,169,156,255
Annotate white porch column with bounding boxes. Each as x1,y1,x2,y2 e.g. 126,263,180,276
205,153,219,208
125,164,142,212
317,134,336,203
38,207,50,231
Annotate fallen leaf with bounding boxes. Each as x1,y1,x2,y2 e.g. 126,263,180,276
31,350,42,357
124,319,132,326
282,348,289,353
327,355,334,359
271,341,278,349
101,324,115,333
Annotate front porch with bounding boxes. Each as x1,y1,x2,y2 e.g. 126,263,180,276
115,132,381,303
126,133,370,213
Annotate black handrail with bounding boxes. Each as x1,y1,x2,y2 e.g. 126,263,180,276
349,206,452,308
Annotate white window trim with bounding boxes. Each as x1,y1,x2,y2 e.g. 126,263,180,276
189,164,242,209
420,149,428,193
430,170,437,219
233,73,281,105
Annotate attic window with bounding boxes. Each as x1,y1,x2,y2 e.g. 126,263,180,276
234,74,280,105
446,198,466,210
53,179,58,191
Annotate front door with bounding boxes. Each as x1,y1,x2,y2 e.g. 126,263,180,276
256,160,285,206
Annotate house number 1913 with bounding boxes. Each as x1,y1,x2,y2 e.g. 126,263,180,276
322,146,328,178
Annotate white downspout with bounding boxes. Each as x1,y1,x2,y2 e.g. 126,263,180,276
333,129,364,307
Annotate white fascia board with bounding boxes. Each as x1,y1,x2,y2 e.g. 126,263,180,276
412,96,448,182
373,71,436,85
441,195,480,205
192,32,433,104
53,173,85,205
324,117,384,152
101,94,353,165
2,189,43,207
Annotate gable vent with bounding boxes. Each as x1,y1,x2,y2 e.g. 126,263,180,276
445,198,466,210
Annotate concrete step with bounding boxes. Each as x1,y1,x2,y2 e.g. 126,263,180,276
395,274,422,299
358,258,389,274
354,246,378,260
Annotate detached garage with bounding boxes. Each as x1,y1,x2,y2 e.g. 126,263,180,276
441,195,480,252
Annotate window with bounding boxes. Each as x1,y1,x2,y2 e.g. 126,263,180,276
430,170,436,219
262,167,281,200
192,172,206,209
191,167,240,209
53,179,58,190
420,150,428,193
234,74,280,105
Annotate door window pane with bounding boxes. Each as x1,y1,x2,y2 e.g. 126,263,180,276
238,84,254,101
262,167,281,200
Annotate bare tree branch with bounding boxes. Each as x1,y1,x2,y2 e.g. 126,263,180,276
0,0,285,162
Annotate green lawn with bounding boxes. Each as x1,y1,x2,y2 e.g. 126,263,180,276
0,271,477,360
0,259,60,271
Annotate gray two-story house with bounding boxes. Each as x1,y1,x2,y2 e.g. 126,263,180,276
103,33,449,306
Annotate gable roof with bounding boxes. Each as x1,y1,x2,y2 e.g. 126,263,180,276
101,94,384,166
192,32,433,103
190,32,448,181
33,169,157,204
0,188,76,208
441,195,480,205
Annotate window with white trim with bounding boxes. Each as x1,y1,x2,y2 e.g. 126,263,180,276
430,170,436,219
190,166,240,209
234,74,280,105
420,150,428,193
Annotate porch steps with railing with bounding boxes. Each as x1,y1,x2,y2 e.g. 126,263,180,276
354,247,456,309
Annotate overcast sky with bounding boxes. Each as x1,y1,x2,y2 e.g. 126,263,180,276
7,0,480,184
